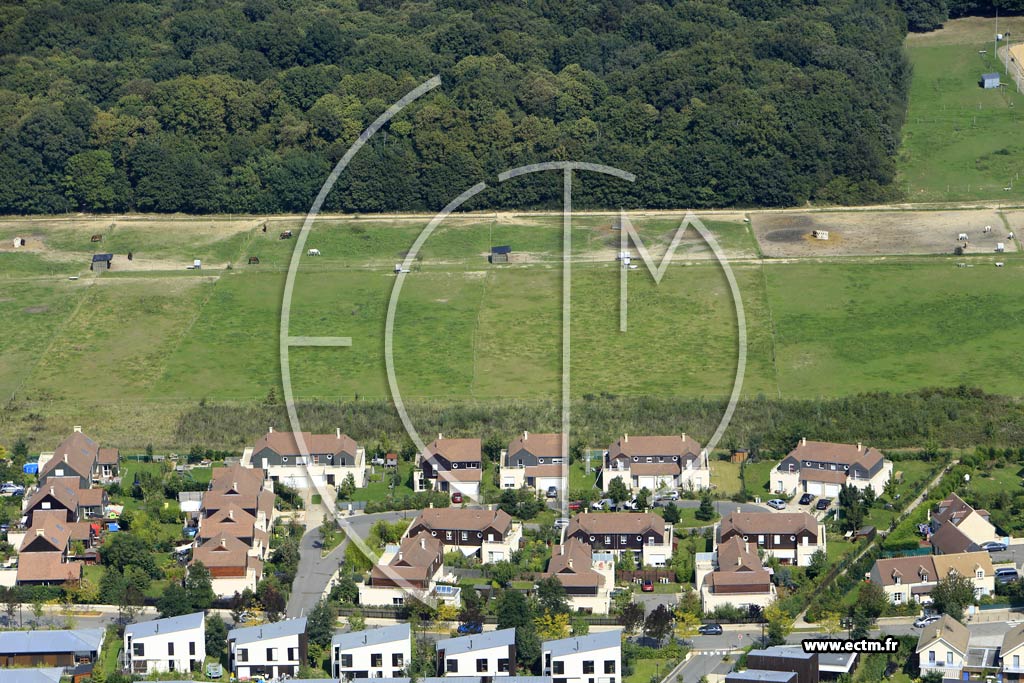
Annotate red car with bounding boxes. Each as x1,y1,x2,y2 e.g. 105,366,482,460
568,501,583,511
451,491,463,504
641,579,654,592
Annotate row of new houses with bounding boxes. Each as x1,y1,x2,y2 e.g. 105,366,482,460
119,612,623,683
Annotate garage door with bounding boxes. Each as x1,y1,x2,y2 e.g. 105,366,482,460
807,482,823,496
824,483,841,498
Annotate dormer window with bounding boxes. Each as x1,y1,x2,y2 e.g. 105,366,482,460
646,457,653,463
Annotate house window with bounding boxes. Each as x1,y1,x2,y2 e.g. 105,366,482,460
446,531,453,540
477,658,488,673
447,659,458,673
1014,655,1020,668
288,647,296,661
647,537,655,545
372,654,383,667
946,652,953,665
169,660,175,672
133,643,145,657
189,642,196,656
267,647,277,661
583,661,595,674
168,642,175,656
928,651,936,664
41,502,51,510
830,464,836,470
976,570,984,579
620,535,628,545
498,659,511,672
758,535,765,545
341,655,353,668
554,661,565,675
604,536,611,545
646,457,652,463
393,653,404,667
238,649,248,663
893,592,904,603
392,597,404,606
313,455,320,464
788,464,795,473
774,535,781,545
605,661,617,674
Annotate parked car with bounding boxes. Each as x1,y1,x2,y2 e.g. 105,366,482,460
554,518,570,529
592,499,611,510
0,483,24,496
370,456,385,466
568,500,583,511
767,499,787,510
816,498,832,511
641,579,654,593
206,663,224,679
451,492,463,504
457,622,483,635
656,490,680,501
798,493,815,505
620,498,640,511
982,541,1008,552
996,568,1020,584
697,623,724,636
546,486,558,498
610,588,629,599
913,615,941,628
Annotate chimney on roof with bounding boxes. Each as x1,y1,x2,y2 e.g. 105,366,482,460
438,433,443,440
420,537,426,550
624,433,628,443
269,426,273,433
429,502,434,509
73,426,82,433
36,528,43,537
220,538,227,548
336,428,341,439
398,552,403,562
681,433,686,441
568,558,573,569
857,442,862,452
63,454,68,463
229,509,234,520
523,431,528,440
233,482,237,491
49,487,54,496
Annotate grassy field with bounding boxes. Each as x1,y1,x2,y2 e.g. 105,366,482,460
900,17,1024,202
3,205,1024,450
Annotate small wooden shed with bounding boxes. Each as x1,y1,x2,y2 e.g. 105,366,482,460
90,253,113,270
489,245,512,263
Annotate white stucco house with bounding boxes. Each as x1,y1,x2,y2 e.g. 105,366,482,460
124,612,206,675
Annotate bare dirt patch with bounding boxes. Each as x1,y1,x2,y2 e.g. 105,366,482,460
905,16,1024,47
752,209,1009,257
22,306,49,314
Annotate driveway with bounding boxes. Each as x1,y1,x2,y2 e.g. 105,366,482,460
285,510,419,618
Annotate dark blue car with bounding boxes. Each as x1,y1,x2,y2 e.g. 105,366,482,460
457,622,483,635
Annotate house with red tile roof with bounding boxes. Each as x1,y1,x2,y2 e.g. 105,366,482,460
415,435,483,498
773,438,892,498
602,433,708,494
244,428,365,489
499,432,567,497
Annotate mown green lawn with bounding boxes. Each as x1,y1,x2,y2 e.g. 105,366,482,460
900,20,1024,203
350,461,415,502
626,658,676,683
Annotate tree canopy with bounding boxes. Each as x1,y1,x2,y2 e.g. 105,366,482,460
0,0,919,214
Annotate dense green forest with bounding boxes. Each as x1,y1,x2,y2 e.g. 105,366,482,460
0,0,915,214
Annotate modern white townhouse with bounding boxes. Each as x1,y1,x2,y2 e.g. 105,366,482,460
124,612,206,675
436,628,516,677
228,617,308,680
332,623,411,680
542,630,622,683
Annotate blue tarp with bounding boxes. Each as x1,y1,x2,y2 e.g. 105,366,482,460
107,523,120,532
22,463,38,474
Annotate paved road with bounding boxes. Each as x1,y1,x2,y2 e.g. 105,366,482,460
286,510,417,618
